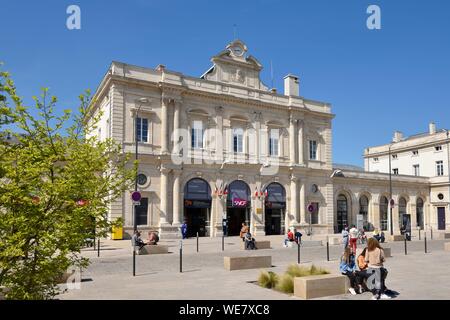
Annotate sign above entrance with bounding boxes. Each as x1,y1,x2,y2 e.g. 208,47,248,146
232,198,247,207
256,208,263,214
307,204,315,213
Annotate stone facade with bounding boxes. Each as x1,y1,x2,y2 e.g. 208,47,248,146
88,40,449,239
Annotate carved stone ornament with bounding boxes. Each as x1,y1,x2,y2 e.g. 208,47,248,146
231,69,245,83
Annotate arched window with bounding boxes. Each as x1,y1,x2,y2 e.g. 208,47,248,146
337,194,348,232
184,178,211,202
380,196,388,231
416,198,424,229
227,180,251,208
359,195,369,230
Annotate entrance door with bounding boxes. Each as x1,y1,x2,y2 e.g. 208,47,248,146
135,197,148,226
185,208,207,237
438,207,446,230
227,208,246,236
265,208,281,235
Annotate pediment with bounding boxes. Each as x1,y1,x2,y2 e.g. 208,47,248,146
200,40,269,91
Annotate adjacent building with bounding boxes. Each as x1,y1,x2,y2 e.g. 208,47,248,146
88,40,449,239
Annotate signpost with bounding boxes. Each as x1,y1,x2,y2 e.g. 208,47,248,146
307,204,314,238
131,191,141,277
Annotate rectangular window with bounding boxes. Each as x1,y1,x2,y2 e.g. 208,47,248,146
413,164,420,176
393,168,399,175
269,129,279,156
412,150,419,156
373,157,379,162
136,117,148,142
436,161,444,176
435,146,442,152
309,140,318,160
392,154,398,160
233,128,244,153
191,120,203,149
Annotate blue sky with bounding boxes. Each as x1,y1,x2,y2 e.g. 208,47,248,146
1,0,449,166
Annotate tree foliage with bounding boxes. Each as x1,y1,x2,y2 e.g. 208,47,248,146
0,66,135,299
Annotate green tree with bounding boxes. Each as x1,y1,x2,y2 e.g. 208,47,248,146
0,68,135,299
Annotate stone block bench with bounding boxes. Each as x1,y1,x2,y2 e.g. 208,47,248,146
445,242,450,251
294,274,349,299
135,245,169,255
241,241,271,250
388,235,405,242
438,233,450,240
382,247,392,257
327,236,341,246
224,256,271,271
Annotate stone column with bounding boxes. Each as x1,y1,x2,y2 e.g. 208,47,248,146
173,100,181,149
172,169,182,226
300,181,306,225
254,114,261,163
159,166,170,225
298,120,305,164
290,174,299,225
161,97,169,154
289,115,297,165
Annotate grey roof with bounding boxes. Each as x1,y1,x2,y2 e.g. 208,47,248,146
333,163,364,172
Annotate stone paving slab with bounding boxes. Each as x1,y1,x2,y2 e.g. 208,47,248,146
60,236,450,300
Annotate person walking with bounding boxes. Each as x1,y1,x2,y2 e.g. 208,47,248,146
365,238,391,300
181,221,188,239
342,226,349,249
349,225,358,254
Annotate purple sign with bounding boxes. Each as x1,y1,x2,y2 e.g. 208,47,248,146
307,204,315,213
131,191,141,202
233,198,247,207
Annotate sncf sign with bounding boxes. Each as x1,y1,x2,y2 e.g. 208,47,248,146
233,198,247,207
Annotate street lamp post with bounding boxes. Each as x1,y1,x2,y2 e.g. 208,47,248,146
133,97,149,232
132,97,148,277
388,144,394,236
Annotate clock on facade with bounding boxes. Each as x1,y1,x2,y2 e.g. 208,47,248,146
230,45,244,57
137,173,148,186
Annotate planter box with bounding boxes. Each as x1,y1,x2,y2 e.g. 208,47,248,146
445,242,450,251
135,245,169,255
224,256,271,271
294,274,349,299
241,241,271,250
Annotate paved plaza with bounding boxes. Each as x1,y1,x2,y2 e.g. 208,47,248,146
58,234,450,300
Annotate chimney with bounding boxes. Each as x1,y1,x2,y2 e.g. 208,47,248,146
429,122,436,135
393,131,403,143
284,74,299,96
